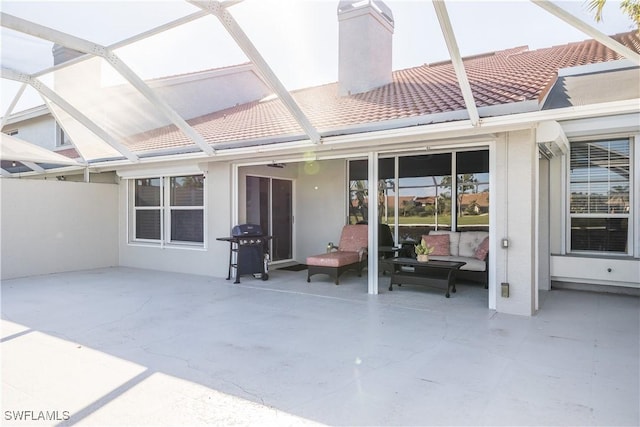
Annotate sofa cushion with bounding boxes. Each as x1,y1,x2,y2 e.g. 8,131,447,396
428,255,487,272
307,251,360,268
428,230,459,256
459,231,489,258
421,234,450,256
474,236,490,260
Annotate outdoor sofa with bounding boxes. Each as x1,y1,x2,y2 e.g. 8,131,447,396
423,230,489,286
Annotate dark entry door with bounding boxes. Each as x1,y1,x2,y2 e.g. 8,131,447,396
246,176,293,262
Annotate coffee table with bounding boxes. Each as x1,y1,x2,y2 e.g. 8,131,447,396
388,257,466,298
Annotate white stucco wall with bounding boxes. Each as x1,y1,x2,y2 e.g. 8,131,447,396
547,115,640,288
237,163,300,225
152,70,270,121
118,162,231,278
493,130,537,316
551,256,639,288
117,159,347,278
237,159,348,264
0,179,118,279
295,159,348,262
538,157,551,292
548,154,564,254
2,115,56,150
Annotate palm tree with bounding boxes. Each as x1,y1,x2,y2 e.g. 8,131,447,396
588,0,640,30
441,174,478,218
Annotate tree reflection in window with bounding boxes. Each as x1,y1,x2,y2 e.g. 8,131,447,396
348,150,489,239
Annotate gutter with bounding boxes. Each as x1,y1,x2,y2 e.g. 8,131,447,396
103,98,639,168
15,97,640,177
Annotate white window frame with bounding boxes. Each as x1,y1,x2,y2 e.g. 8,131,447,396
566,136,634,256
167,175,205,246
55,123,69,147
131,177,164,244
129,174,206,249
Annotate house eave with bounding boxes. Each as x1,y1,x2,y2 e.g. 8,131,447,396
78,98,640,174
1,104,49,126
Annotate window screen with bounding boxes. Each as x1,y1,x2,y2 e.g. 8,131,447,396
569,139,630,253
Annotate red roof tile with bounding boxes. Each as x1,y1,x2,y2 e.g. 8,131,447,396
55,147,81,159
126,31,639,154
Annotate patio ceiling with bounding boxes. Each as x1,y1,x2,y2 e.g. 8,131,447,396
0,0,638,177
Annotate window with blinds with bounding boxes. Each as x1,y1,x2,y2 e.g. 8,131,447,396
132,175,204,246
134,178,162,241
169,175,204,243
569,139,630,253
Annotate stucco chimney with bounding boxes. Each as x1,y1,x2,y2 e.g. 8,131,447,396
337,0,394,96
52,44,101,92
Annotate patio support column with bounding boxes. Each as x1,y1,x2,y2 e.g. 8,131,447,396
494,130,538,315
367,151,379,295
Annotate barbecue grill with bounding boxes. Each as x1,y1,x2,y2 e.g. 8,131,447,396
216,224,271,284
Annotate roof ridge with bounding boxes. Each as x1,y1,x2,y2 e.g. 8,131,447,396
145,62,253,83
123,30,639,153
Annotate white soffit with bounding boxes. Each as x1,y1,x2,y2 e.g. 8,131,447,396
115,163,205,179
0,133,82,166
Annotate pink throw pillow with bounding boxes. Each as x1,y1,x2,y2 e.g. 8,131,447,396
422,234,450,256
474,237,490,260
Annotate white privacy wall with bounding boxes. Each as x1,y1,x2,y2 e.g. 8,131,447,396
1,179,119,279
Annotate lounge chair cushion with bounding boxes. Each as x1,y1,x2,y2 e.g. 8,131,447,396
337,224,368,254
307,251,361,268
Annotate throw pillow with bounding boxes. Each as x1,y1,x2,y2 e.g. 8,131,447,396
474,236,490,260
422,234,450,256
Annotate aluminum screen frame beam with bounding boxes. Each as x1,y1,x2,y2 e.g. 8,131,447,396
1,83,27,130
531,0,640,65
1,67,138,162
188,0,322,144
30,11,211,79
0,12,216,156
432,0,480,127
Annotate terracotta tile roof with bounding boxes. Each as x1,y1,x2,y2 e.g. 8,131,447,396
55,147,80,159
460,192,490,208
126,31,639,154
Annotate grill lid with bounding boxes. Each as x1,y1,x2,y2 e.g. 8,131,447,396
231,223,264,237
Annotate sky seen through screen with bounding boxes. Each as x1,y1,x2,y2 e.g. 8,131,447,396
0,0,635,114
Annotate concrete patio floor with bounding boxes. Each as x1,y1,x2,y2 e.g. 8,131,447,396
1,267,638,426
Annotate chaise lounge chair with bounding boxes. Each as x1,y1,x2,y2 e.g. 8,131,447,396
306,224,368,285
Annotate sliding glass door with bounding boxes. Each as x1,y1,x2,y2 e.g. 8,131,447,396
246,176,293,262
348,150,489,240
